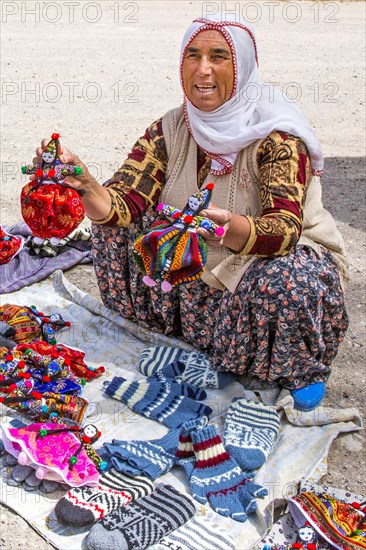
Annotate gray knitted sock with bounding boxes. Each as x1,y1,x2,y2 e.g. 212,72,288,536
55,470,153,526
150,515,236,549
86,484,195,550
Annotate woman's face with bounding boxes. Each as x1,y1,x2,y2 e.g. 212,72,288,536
182,30,234,112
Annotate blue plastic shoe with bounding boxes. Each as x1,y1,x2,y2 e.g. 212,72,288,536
290,382,326,411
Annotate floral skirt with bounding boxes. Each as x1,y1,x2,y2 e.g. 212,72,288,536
92,217,348,389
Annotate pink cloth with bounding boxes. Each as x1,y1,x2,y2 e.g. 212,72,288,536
2,422,100,487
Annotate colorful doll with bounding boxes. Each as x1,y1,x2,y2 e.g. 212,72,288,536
1,420,107,487
133,183,224,291
0,226,23,265
0,303,70,345
21,133,85,243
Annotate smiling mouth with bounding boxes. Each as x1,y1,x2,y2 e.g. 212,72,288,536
195,85,216,94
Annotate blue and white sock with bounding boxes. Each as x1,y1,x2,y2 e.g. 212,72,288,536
224,398,280,470
147,371,207,401
103,430,179,480
138,346,236,389
105,377,212,429
189,424,267,522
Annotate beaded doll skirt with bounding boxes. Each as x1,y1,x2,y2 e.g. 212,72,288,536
92,220,348,389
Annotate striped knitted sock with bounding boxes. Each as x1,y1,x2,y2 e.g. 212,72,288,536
224,398,280,470
103,430,179,480
54,470,153,526
189,424,268,522
105,377,212,429
85,484,196,550
147,371,207,401
150,515,236,550
138,346,235,389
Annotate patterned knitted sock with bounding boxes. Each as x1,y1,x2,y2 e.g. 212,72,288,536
147,371,207,401
224,398,280,470
103,430,179,480
189,424,268,522
105,377,212,429
138,346,235,389
85,484,196,550
54,469,154,526
150,515,236,550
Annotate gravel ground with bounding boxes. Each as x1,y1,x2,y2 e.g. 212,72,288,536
0,1,365,548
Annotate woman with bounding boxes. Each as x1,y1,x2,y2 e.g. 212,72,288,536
32,15,348,411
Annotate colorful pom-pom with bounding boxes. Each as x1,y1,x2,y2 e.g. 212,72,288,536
51,133,60,140
215,226,225,237
172,211,181,219
142,275,157,287
47,169,55,178
156,203,164,212
39,429,48,437
100,461,108,471
69,456,77,465
41,405,49,413
184,215,193,224
18,360,26,369
206,182,214,190
30,391,42,400
74,166,82,175
161,281,173,292
35,168,43,178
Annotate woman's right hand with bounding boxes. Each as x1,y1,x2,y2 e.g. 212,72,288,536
30,138,98,192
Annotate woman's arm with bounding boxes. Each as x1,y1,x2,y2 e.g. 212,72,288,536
199,131,312,255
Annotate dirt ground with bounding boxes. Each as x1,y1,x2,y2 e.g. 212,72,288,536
0,1,365,548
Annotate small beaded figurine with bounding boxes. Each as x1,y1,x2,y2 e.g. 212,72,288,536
133,183,224,291
21,133,85,243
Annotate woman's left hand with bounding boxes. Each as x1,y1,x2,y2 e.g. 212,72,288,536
197,203,232,247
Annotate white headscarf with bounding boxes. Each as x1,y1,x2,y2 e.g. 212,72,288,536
180,16,323,176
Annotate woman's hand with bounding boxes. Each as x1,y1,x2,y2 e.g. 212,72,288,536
199,202,251,252
31,139,98,192
197,203,232,247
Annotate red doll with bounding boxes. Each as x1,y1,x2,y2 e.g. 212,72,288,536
21,133,85,244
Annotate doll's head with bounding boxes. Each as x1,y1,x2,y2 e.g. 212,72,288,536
297,523,317,543
41,133,60,167
82,424,101,444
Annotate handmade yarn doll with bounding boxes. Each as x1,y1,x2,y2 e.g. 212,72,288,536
133,183,224,291
21,133,85,243
0,226,23,265
1,419,107,487
0,303,70,345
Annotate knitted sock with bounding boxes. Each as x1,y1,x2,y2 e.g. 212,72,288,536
224,398,280,470
147,371,207,401
103,430,179,480
138,346,235,389
150,515,236,550
85,484,196,550
54,469,154,526
189,424,267,522
105,377,212,429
